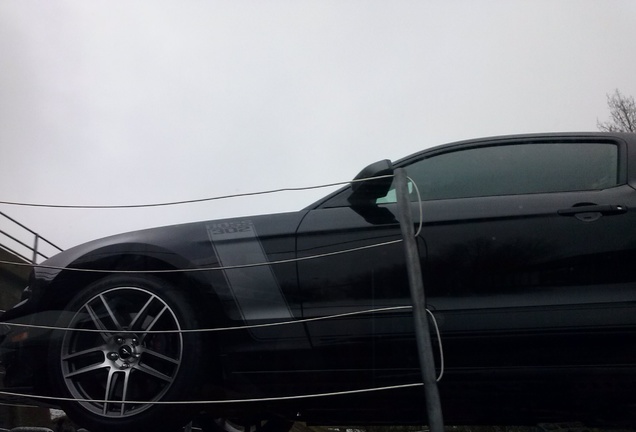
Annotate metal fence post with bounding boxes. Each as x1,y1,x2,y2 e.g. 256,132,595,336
32,234,39,264
394,167,444,432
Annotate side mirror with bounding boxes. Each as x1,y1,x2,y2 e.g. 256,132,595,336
348,159,394,207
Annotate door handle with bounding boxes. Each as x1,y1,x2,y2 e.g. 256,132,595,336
557,204,627,219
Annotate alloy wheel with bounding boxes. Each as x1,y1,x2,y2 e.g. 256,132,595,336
60,286,184,418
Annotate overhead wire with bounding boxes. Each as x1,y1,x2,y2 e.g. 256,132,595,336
1,306,414,334
0,305,444,382
0,381,426,407
0,175,423,274
0,305,444,406
409,176,424,237
0,171,445,408
1,307,444,380
0,239,404,273
0,176,393,209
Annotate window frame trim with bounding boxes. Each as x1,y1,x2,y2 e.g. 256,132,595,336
312,134,630,210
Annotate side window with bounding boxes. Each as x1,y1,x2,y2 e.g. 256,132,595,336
378,142,620,203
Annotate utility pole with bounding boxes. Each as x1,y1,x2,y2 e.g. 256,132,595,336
394,167,444,432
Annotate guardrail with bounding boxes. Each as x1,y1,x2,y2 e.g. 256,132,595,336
0,211,63,264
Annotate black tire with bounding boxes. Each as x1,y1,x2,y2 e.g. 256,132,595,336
48,275,204,432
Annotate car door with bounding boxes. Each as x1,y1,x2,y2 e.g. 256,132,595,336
295,201,415,389
405,137,636,380
297,134,636,396
377,136,636,413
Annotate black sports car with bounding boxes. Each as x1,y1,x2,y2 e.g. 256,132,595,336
2,132,636,432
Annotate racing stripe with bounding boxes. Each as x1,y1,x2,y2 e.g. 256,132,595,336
207,220,302,341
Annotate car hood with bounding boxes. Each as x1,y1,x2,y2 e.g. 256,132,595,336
43,210,309,271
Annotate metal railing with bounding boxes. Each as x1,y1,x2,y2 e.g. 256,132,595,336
0,211,63,264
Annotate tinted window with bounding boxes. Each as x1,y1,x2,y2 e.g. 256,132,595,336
378,142,619,203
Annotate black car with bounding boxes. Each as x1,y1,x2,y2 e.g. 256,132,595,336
2,132,636,432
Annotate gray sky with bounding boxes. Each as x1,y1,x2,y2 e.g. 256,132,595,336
2,0,636,254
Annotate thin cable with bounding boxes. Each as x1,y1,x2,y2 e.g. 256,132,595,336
1,306,413,334
0,382,424,406
426,309,444,382
0,173,444,407
1,305,443,382
0,175,394,209
0,310,442,404
408,176,424,238
0,239,403,273
0,174,423,273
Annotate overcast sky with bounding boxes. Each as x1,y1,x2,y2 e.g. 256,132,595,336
1,1,636,255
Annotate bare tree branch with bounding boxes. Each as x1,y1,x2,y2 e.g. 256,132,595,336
597,89,636,133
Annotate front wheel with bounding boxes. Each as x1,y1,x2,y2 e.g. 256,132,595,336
48,275,205,432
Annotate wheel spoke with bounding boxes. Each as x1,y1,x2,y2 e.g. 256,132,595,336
138,305,168,344
62,346,105,361
145,305,167,332
103,369,119,415
85,304,112,342
120,370,131,415
129,295,154,330
99,294,124,331
141,346,180,365
132,362,173,383
64,360,109,379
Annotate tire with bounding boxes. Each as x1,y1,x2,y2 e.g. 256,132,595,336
48,275,204,432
